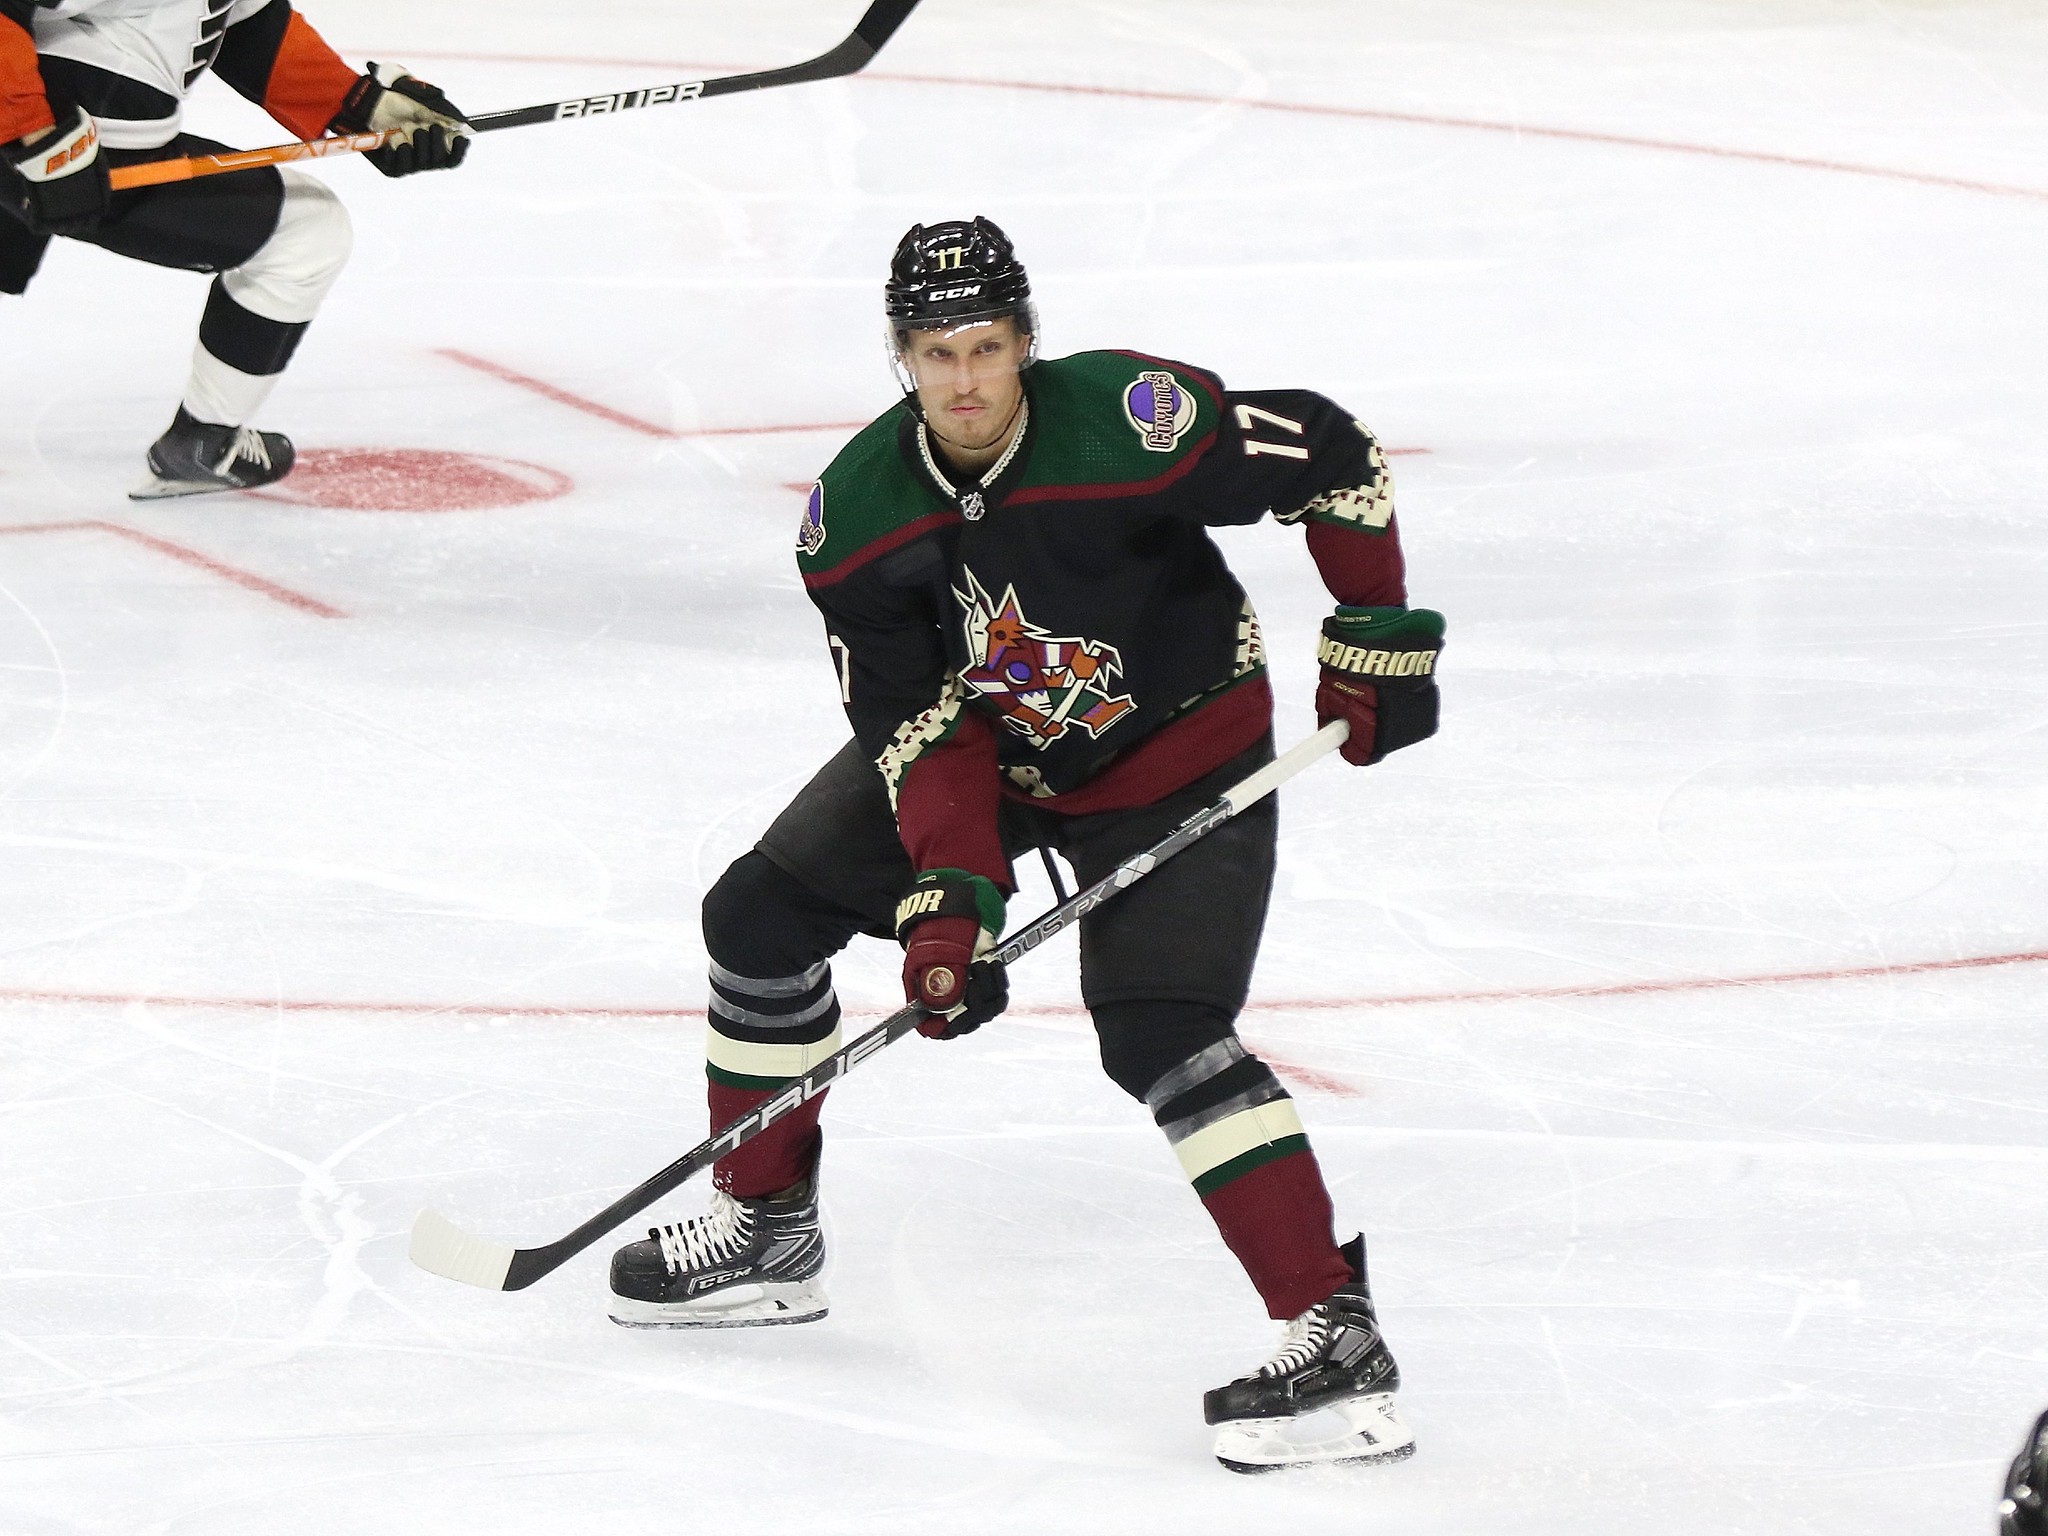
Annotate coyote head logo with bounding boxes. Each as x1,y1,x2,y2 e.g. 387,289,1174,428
954,570,1136,749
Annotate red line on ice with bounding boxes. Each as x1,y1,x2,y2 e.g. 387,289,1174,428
436,348,677,438
9,945,2042,1024
0,986,687,1018
382,50,2048,206
0,520,344,617
1253,1053,1368,1099
437,347,1426,460
434,348,864,441
1274,946,2048,1012
684,420,872,439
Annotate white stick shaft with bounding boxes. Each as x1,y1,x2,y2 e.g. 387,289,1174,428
1220,720,1350,813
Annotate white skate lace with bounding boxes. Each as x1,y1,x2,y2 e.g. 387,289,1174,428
1256,1305,1333,1378
213,427,272,475
652,1190,754,1277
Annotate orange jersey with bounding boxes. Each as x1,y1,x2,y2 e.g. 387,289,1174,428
2,0,355,150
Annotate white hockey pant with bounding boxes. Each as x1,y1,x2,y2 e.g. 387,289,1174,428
182,170,353,427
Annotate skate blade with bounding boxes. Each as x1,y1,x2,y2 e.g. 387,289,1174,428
608,1278,828,1330
1213,1392,1415,1474
129,473,238,501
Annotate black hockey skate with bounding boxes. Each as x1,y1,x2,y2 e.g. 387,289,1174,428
131,407,296,500
608,1172,826,1329
1204,1235,1414,1473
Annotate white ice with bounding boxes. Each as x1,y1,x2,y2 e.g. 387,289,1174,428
4,1,2047,1531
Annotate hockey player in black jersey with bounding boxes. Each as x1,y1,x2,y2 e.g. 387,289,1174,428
608,218,1443,1472
0,0,469,497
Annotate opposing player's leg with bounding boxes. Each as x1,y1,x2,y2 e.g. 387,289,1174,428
608,741,909,1328
61,138,352,497
139,167,351,497
1059,741,1413,1470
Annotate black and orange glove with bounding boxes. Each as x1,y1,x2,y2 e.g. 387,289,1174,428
1315,605,1444,766
895,869,1009,1039
2,108,109,236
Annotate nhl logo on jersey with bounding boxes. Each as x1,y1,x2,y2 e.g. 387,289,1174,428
1123,370,1197,453
796,481,827,556
955,569,1136,749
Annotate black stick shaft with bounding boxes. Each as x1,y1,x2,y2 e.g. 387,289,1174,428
476,721,1347,1290
471,0,921,134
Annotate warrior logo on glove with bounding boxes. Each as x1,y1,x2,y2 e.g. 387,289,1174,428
1315,606,1445,767
1317,635,1438,679
894,868,1008,1038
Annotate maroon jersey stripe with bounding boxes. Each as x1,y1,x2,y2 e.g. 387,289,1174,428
1003,429,1218,506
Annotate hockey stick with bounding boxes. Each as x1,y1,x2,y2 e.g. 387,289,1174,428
106,0,923,192
409,719,1351,1292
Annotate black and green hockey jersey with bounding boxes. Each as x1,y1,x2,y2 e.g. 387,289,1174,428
796,349,1410,886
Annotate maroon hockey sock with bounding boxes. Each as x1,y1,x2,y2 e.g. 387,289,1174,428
708,1078,827,1198
1200,1147,1352,1320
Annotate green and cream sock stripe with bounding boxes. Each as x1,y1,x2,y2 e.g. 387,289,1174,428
703,957,844,1091
1146,1038,1309,1196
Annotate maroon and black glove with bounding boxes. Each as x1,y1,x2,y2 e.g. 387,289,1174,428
1315,605,1445,766
895,868,1009,1039
2,108,109,236
331,64,472,177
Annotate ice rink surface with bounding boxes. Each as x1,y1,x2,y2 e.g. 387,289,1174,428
4,0,2048,1530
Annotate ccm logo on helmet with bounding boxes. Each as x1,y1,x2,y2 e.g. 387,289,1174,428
928,284,984,302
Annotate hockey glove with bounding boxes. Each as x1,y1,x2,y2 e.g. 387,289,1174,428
895,869,1009,1039
2,109,110,237
1315,605,1445,766
332,64,472,177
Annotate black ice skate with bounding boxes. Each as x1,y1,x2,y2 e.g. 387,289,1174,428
1203,1235,1414,1473
608,1172,826,1328
131,407,296,500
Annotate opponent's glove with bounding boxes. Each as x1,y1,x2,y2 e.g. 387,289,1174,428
2,108,110,236
332,64,472,177
1315,605,1445,766
895,869,1009,1039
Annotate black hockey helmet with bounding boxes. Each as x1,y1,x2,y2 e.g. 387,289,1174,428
885,217,1036,341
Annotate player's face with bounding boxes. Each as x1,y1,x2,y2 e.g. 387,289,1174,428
902,318,1029,449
